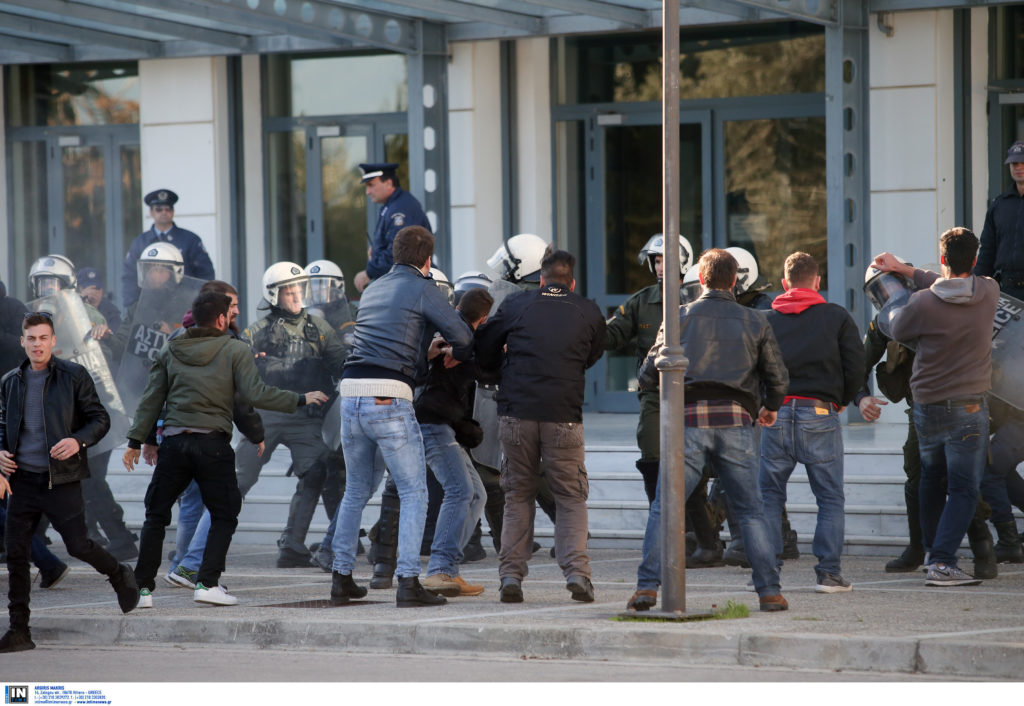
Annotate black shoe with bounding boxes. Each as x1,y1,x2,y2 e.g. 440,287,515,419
687,545,724,568
531,542,541,554
566,575,595,603
310,547,333,573
330,571,368,605
499,577,523,603
885,545,925,573
356,539,366,556
460,540,487,563
722,539,750,568
970,536,998,580
40,562,70,589
106,539,139,562
88,531,109,548
994,521,1024,564
276,547,313,568
396,576,447,607
0,628,35,653
108,563,140,614
370,564,394,590
549,546,556,558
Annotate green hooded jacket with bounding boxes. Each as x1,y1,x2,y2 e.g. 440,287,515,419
127,326,300,444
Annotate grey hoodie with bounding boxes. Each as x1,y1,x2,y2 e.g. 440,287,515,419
889,269,999,404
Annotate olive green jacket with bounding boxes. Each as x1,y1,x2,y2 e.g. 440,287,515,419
605,282,663,366
127,326,300,444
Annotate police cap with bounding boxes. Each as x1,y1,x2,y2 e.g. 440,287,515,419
144,189,179,207
77,267,103,289
358,163,399,183
1005,142,1024,164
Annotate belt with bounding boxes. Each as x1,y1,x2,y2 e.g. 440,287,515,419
921,396,985,409
782,397,834,411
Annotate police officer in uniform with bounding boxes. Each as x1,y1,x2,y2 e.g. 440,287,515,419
237,262,347,568
353,163,431,293
976,141,1024,299
122,189,214,308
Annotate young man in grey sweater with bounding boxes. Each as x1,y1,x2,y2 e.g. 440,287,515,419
873,227,1000,586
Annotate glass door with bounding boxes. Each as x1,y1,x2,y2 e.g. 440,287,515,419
585,111,711,412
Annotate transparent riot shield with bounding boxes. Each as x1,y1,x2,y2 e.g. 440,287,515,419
27,290,128,455
115,275,206,418
469,278,525,471
991,293,1024,412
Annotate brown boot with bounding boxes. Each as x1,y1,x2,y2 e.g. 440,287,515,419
759,593,789,612
626,589,657,611
452,575,485,596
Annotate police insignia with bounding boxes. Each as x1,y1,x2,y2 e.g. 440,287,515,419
290,266,301,275
147,248,159,257
158,190,168,200
392,213,405,227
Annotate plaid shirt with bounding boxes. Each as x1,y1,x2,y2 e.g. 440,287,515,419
683,400,752,429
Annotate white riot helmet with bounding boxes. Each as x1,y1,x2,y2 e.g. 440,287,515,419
486,233,548,284
29,254,77,299
262,261,309,308
454,270,492,293
680,264,702,305
137,242,184,289
305,260,346,306
863,256,914,312
430,267,454,305
726,247,759,295
638,234,694,277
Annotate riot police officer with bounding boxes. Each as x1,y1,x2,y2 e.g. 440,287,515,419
122,189,214,308
237,262,347,568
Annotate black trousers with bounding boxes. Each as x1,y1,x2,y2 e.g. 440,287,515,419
5,472,119,629
134,432,241,591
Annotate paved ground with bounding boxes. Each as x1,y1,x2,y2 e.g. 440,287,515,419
15,544,1024,681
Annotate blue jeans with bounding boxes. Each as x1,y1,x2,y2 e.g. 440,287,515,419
421,423,475,576
760,404,845,577
913,399,989,567
637,424,780,597
980,416,1024,524
332,396,426,577
178,507,211,572
170,481,205,570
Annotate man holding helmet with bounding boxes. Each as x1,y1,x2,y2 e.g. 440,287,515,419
237,262,347,568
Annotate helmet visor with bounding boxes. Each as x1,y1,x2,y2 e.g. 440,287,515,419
864,271,913,312
309,276,345,306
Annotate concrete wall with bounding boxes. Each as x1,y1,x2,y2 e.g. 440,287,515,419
138,57,232,284
447,41,504,278
514,37,553,242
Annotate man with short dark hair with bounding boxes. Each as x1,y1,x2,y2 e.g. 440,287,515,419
331,225,474,608
628,248,790,613
875,227,1000,586
0,312,137,652
475,249,606,604
353,163,432,292
124,292,328,608
760,252,864,593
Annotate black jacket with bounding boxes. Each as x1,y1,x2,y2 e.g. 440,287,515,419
638,289,788,418
0,356,111,486
475,283,605,423
765,299,864,408
0,281,28,377
976,188,1024,284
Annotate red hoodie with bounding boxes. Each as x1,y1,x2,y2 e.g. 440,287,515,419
771,287,825,315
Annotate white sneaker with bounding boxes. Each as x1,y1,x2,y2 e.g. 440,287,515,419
194,583,238,606
138,588,154,609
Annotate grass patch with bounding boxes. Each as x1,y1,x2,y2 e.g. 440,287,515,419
711,600,750,620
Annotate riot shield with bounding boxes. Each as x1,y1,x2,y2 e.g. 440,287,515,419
990,293,1024,412
27,290,129,455
469,278,525,471
115,275,206,418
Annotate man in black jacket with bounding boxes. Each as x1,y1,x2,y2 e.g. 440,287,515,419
759,252,864,594
0,312,138,653
475,249,606,604
628,249,789,613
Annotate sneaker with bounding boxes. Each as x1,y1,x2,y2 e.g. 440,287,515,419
138,588,153,609
194,583,238,606
0,628,35,653
815,573,853,593
452,575,485,596
167,565,198,590
925,563,982,587
40,562,70,589
421,573,462,597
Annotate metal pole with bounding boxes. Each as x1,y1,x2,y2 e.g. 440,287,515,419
657,0,688,614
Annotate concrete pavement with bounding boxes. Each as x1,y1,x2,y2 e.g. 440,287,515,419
15,544,1024,680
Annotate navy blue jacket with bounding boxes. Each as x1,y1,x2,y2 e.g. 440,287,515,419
365,188,431,281
121,224,215,308
976,188,1024,289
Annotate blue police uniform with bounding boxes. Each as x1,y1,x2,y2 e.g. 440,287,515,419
365,187,431,280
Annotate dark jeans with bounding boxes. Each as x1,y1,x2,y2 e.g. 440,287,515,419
981,416,1024,524
81,449,134,544
913,398,989,567
135,432,241,591
0,500,64,574
5,472,119,629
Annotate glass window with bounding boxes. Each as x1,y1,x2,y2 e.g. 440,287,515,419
554,121,586,291
4,63,139,127
265,130,308,265
993,7,1024,80
724,117,827,290
322,135,368,302
263,53,407,117
555,22,824,105
8,141,50,301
